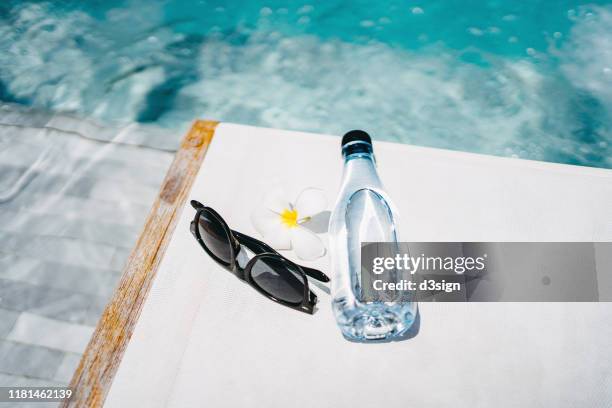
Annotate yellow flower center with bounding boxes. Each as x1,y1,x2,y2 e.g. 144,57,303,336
280,208,299,228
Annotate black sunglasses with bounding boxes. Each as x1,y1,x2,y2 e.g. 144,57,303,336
189,200,330,314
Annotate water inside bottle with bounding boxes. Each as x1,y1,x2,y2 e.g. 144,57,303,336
335,188,415,340
346,188,398,295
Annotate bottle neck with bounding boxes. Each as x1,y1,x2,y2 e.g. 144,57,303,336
343,151,376,164
341,151,382,188
342,140,372,158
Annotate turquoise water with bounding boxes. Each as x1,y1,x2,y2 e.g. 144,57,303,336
0,1,611,167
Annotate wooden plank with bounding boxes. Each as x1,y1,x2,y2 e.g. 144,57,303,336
62,120,218,408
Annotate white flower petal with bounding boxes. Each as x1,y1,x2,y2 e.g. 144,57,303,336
250,206,277,236
294,187,327,219
263,225,292,250
250,206,291,249
263,187,292,214
290,226,326,260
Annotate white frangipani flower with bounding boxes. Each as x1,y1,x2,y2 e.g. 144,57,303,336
251,187,327,260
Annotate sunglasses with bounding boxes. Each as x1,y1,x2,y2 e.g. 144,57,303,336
189,200,330,314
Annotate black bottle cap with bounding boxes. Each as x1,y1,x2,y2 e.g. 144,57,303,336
342,130,372,147
341,130,373,156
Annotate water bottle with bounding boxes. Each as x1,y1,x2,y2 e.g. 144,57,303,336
329,130,416,341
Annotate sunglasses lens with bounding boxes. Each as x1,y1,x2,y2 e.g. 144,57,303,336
251,256,305,304
197,210,232,264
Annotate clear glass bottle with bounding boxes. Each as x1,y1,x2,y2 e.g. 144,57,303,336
329,130,416,341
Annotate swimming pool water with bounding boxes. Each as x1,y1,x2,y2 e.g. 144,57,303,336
0,0,611,167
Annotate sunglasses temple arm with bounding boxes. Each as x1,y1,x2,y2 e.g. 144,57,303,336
300,266,330,283
232,230,330,283
190,200,204,210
